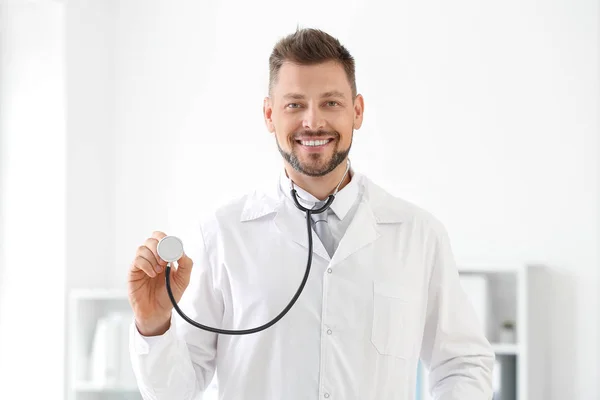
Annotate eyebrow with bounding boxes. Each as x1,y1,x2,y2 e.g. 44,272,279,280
282,91,347,100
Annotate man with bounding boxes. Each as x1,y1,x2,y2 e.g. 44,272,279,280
128,28,494,400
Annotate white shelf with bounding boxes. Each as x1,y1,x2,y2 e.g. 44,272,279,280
457,263,523,274
73,381,139,392
70,288,129,300
491,343,520,355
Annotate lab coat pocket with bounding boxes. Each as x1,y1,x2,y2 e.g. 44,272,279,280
370,281,414,359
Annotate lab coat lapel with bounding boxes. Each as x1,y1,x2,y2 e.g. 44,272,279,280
273,199,331,261
330,199,380,266
241,172,407,263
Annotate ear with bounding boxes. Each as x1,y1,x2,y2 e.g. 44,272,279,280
263,97,275,133
353,94,365,130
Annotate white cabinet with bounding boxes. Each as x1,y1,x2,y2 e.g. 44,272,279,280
417,264,550,400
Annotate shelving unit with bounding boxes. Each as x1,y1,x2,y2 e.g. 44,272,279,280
417,264,550,400
67,289,221,400
69,265,548,400
67,289,141,400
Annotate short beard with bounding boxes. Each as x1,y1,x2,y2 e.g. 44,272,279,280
275,130,352,177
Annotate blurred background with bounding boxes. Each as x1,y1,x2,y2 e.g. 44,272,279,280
0,0,598,399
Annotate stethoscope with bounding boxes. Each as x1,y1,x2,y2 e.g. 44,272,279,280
157,159,351,335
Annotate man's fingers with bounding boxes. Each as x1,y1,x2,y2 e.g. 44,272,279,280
131,232,186,280
132,252,157,278
151,231,167,241
144,237,167,268
150,231,169,267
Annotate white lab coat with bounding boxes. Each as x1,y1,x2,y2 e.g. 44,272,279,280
129,170,495,400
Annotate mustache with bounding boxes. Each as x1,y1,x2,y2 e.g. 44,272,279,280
292,130,340,140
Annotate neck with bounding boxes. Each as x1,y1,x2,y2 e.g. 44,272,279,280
285,160,351,201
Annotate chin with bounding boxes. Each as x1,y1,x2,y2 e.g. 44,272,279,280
298,163,334,177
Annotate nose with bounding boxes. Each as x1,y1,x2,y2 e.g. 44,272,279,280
302,105,325,131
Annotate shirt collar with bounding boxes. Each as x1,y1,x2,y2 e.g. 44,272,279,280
278,167,360,221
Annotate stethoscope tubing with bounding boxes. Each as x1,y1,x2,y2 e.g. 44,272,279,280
165,193,331,335
165,160,350,335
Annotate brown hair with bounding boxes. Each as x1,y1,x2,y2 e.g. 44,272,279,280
268,28,357,98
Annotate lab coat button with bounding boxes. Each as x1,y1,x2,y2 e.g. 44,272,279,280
324,393,330,398
327,268,332,273
327,329,332,335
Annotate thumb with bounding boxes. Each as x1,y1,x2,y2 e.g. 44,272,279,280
175,252,193,282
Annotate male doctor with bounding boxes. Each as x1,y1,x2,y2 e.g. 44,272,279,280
128,28,495,399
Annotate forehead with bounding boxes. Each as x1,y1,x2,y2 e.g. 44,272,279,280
273,60,352,96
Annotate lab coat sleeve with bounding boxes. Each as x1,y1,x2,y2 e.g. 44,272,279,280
129,221,223,400
419,221,495,400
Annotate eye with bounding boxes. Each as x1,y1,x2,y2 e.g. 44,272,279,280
286,103,301,109
325,101,339,107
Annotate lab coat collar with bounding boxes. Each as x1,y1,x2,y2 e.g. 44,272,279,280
240,168,408,263
240,168,408,225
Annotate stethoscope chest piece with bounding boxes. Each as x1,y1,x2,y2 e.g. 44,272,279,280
157,236,184,264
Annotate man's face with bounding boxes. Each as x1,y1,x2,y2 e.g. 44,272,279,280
264,60,364,177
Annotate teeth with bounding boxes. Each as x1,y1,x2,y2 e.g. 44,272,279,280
300,139,329,147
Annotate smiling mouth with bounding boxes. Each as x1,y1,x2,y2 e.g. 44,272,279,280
295,138,334,147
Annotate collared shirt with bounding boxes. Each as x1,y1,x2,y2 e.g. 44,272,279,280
279,167,360,259
129,169,495,400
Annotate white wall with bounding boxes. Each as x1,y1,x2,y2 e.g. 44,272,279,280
62,1,117,395
0,0,66,397
0,1,116,397
65,0,116,291
111,1,599,398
